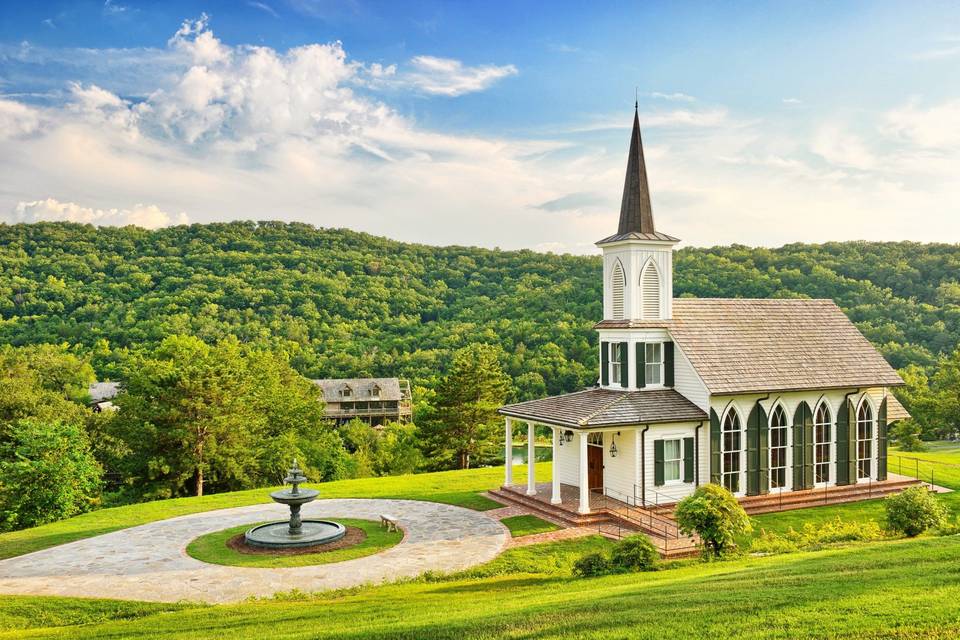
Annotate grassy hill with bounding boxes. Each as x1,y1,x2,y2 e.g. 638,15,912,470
2,447,960,639
1,222,958,400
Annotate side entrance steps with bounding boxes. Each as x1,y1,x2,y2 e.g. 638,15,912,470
489,486,700,558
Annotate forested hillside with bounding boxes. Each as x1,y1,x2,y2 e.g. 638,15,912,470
2,221,958,400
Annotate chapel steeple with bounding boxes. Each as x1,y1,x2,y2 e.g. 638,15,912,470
618,103,655,236
596,106,679,324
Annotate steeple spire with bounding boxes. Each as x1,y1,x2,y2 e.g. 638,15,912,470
617,105,655,235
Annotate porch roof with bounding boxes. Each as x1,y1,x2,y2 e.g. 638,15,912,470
498,388,707,429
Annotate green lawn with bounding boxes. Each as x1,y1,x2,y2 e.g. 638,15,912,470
184,518,403,568
500,514,560,538
0,463,546,561
4,535,960,639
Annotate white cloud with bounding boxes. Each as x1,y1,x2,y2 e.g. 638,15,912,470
651,92,696,102
401,55,518,96
10,198,188,228
247,2,279,17
0,99,40,139
782,97,802,105
883,99,960,148
812,125,877,170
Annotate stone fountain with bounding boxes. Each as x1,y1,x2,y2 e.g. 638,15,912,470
244,459,346,549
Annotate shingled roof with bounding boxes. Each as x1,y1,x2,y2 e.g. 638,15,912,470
886,395,911,422
499,388,707,428
595,298,904,395
312,378,407,402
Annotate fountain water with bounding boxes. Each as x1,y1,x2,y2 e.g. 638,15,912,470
244,460,346,549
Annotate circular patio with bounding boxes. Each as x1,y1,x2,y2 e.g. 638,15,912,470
0,499,508,603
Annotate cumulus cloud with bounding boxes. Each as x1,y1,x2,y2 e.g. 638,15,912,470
10,198,188,228
0,99,41,139
883,99,960,148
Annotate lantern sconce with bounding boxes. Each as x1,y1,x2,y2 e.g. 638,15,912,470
564,430,574,443
610,432,619,458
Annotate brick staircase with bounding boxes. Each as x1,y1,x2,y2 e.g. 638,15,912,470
489,485,700,558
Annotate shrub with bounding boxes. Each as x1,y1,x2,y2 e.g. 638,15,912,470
610,535,659,572
885,486,948,537
572,552,611,577
675,483,752,559
0,419,102,531
749,518,886,555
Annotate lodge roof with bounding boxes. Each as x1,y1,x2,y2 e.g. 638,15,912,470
312,377,408,402
595,298,904,395
88,381,120,403
499,387,707,428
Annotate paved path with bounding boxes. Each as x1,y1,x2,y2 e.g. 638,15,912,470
0,499,507,604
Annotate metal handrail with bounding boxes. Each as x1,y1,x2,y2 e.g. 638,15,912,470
632,484,680,510
890,454,947,489
593,486,682,541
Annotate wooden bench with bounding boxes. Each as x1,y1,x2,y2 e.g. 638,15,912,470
380,514,399,532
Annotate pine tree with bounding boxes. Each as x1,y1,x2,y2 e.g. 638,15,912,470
422,344,510,469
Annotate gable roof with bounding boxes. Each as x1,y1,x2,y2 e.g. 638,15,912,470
886,395,911,422
499,388,707,428
312,378,406,402
595,298,903,395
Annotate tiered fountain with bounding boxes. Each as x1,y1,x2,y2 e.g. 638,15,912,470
244,460,346,549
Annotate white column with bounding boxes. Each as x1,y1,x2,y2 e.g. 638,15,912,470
526,422,537,496
578,431,590,514
551,428,562,504
504,418,513,486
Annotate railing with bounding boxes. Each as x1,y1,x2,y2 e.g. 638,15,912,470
633,485,681,510
890,454,957,489
591,486,687,548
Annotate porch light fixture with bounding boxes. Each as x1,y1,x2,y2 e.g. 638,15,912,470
563,430,573,443
610,434,618,458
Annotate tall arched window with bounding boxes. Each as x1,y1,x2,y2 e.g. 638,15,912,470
769,405,788,489
640,261,661,319
814,402,832,484
722,408,742,493
856,399,874,480
611,261,625,320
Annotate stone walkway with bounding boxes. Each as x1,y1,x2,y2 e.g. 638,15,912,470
0,499,507,604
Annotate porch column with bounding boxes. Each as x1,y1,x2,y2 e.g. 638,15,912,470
504,417,513,486
578,431,590,514
526,421,537,495
551,428,561,504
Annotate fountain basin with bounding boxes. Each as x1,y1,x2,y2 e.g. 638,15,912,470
269,487,319,505
244,519,347,549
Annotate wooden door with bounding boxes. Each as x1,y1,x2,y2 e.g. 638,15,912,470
587,445,604,489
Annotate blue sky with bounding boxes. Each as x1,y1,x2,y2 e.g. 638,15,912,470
1,1,958,251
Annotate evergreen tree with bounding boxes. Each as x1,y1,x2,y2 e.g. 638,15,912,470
422,343,510,469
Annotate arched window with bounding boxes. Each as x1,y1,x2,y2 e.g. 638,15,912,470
640,261,661,319
769,405,788,489
588,432,604,446
611,261,625,320
856,399,874,480
721,408,742,493
814,402,832,484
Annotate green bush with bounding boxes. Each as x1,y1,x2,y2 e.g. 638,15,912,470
572,552,611,577
675,483,752,559
610,535,659,572
0,419,102,531
749,518,886,555
885,486,948,537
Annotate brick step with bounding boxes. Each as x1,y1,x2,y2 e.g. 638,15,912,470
488,489,609,527
738,480,920,514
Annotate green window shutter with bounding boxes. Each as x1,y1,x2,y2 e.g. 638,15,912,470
836,399,850,486
792,403,814,490
636,342,646,388
620,342,629,389
710,409,721,484
654,439,665,486
600,341,609,386
878,398,888,481
683,437,695,483
847,401,858,483
746,403,762,496
664,341,675,387
758,404,769,494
